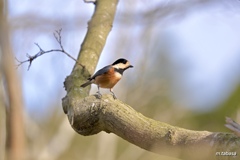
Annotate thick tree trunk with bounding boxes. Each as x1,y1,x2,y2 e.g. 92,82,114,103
0,1,25,160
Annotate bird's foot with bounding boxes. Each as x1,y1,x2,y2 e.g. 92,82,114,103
112,94,117,99
95,91,102,99
110,89,117,99
111,92,117,99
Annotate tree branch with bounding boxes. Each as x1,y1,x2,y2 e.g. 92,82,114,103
62,0,240,159
62,0,119,113
73,0,119,74
225,117,240,137
63,94,240,160
16,29,83,70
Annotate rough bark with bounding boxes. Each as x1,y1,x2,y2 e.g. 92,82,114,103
63,93,240,159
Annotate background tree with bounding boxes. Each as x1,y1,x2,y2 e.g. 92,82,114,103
1,0,240,160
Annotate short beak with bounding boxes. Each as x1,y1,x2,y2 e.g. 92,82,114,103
129,65,133,68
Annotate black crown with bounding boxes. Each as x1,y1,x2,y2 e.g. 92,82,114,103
112,58,128,65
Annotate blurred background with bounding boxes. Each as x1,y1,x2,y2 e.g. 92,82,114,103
1,0,240,160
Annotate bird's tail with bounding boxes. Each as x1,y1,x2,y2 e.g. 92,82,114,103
80,81,92,88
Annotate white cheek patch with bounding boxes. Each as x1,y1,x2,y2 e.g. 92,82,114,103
113,62,130,69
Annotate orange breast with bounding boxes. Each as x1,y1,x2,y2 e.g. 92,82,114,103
94,68,122,89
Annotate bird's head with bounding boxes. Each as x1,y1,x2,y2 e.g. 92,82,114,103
112,58,133,71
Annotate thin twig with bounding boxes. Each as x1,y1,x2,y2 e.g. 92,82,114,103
225,117,240,137
15,29,84,70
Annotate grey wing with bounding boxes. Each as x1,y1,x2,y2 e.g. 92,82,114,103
91,65,111,80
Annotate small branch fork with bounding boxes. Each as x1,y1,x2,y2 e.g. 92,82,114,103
225,117,240,137
15,29,84,70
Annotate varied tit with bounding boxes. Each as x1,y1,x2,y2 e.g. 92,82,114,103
80,58,133,99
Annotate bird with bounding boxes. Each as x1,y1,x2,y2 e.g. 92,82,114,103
80,58,133,99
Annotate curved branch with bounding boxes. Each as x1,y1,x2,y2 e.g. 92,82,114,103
62,0,240,159
63,94,240,159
